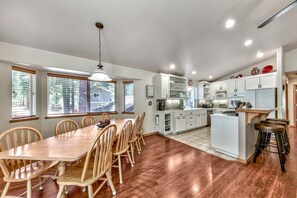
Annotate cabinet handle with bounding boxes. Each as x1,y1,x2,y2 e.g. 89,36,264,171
177,118,180,119
234,89,237,93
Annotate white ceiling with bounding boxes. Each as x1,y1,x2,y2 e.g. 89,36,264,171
0,0,297,80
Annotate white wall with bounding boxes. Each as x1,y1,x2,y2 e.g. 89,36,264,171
0,42,157,137
285,48,297,72
219,57,277,80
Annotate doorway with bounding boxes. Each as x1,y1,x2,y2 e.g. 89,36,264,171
293,84,297,127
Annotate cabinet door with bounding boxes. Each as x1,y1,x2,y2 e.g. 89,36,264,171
161,74,169,98
259,73,276,89
210,82,219,100
227,79,236,94
220,81,227,90
174,117,181,132
236,78,245,93
245,76,259,90
196,114,202,127
181,117,187,131
201,112,207,126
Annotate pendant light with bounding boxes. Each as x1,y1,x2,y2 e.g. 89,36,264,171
89,22,111,81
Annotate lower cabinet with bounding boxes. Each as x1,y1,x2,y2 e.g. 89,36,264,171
174,116,186,132
173,110,208,133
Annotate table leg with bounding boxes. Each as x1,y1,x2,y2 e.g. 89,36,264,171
58,161,66,198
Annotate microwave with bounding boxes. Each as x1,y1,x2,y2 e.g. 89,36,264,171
215,91,227,99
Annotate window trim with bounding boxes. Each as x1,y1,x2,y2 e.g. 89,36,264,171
122,81,135,114
11,66,37,119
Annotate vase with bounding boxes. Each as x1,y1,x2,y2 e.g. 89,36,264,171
251,67,260,75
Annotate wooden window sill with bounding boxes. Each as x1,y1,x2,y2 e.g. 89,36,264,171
122,112,135,114
10,116,39,123
45,112,118,119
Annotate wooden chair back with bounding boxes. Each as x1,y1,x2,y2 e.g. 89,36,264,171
0,127,43,177
138,112,145,133
114,120,132,154
81,116,96,128
100,113,111,122
130,116,140,141
55,119,79,135
81,124,116,182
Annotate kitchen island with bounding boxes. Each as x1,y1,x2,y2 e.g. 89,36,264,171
210,107,278,164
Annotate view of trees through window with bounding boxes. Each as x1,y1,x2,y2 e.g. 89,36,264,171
48,75,116,115
11,69,36,118
48,76,87,114
89,81,115,112
124,82,134,112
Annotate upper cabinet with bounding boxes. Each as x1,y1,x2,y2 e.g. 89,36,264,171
227,78,245,94
153,74,187,99
245,73,277,90
198,81,211,100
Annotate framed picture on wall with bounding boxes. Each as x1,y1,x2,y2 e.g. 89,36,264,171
146,85,154,98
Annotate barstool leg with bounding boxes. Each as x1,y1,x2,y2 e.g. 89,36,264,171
253,131,263,163
275,133,286,172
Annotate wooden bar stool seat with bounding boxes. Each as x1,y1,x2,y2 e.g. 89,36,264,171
253,123,286,172
266,118,290,125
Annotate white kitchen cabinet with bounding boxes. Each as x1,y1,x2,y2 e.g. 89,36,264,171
195,114,202,127
187,122,196,130
260,73,277,89
210,82,219,100
153,73,187,99
227,78,245,94
198,81,211,100
201,111,207,126
245,73,277,90
219,80,227,90
174,116,186,132
153,73,169,99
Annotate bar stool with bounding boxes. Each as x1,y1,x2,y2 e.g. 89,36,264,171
253,123,286,172
260,120,290,154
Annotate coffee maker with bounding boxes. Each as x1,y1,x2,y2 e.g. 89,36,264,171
157,100,166,111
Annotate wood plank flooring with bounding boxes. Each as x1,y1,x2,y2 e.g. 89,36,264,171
1,127,297,198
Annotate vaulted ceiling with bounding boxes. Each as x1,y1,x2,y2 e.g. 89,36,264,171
0,0,296,80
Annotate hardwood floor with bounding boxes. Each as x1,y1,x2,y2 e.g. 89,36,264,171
1,127,297,198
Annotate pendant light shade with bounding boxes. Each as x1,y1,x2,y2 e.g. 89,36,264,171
89,22,111,81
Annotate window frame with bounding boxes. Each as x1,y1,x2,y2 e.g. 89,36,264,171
122,81,135,114
10,66,38,122
46,73,118,117
88,80,117,114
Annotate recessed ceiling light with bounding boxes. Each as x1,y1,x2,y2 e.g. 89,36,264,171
208,75,213,79
191,71,197,75
257,51,264,58
225,19,235,29
244,39,253,46
169,64,175,69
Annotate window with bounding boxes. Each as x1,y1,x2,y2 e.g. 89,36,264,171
11,66,36,119
185,86,195,109
123,81,134,113
89,81,116,113
47,74,88,115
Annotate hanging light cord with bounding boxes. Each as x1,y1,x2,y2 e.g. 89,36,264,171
98,27,102,69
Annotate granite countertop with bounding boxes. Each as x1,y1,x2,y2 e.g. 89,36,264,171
156,108,206,113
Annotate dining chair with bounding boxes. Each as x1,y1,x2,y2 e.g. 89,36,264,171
112,120,133,184
56,124,117,197
0,127,58,198
100,113,111,122
128,116,141,163
55,119,79,135
137,112,146,151
81,116,97,128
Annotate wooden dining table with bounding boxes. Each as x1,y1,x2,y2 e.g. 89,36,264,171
0,118,133,197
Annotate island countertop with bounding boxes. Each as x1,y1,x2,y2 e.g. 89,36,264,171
236,107,278,114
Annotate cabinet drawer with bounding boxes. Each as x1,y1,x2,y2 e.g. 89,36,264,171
186,115,195,122
186,111,195,116
186,122,196,130
174,112,186,117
